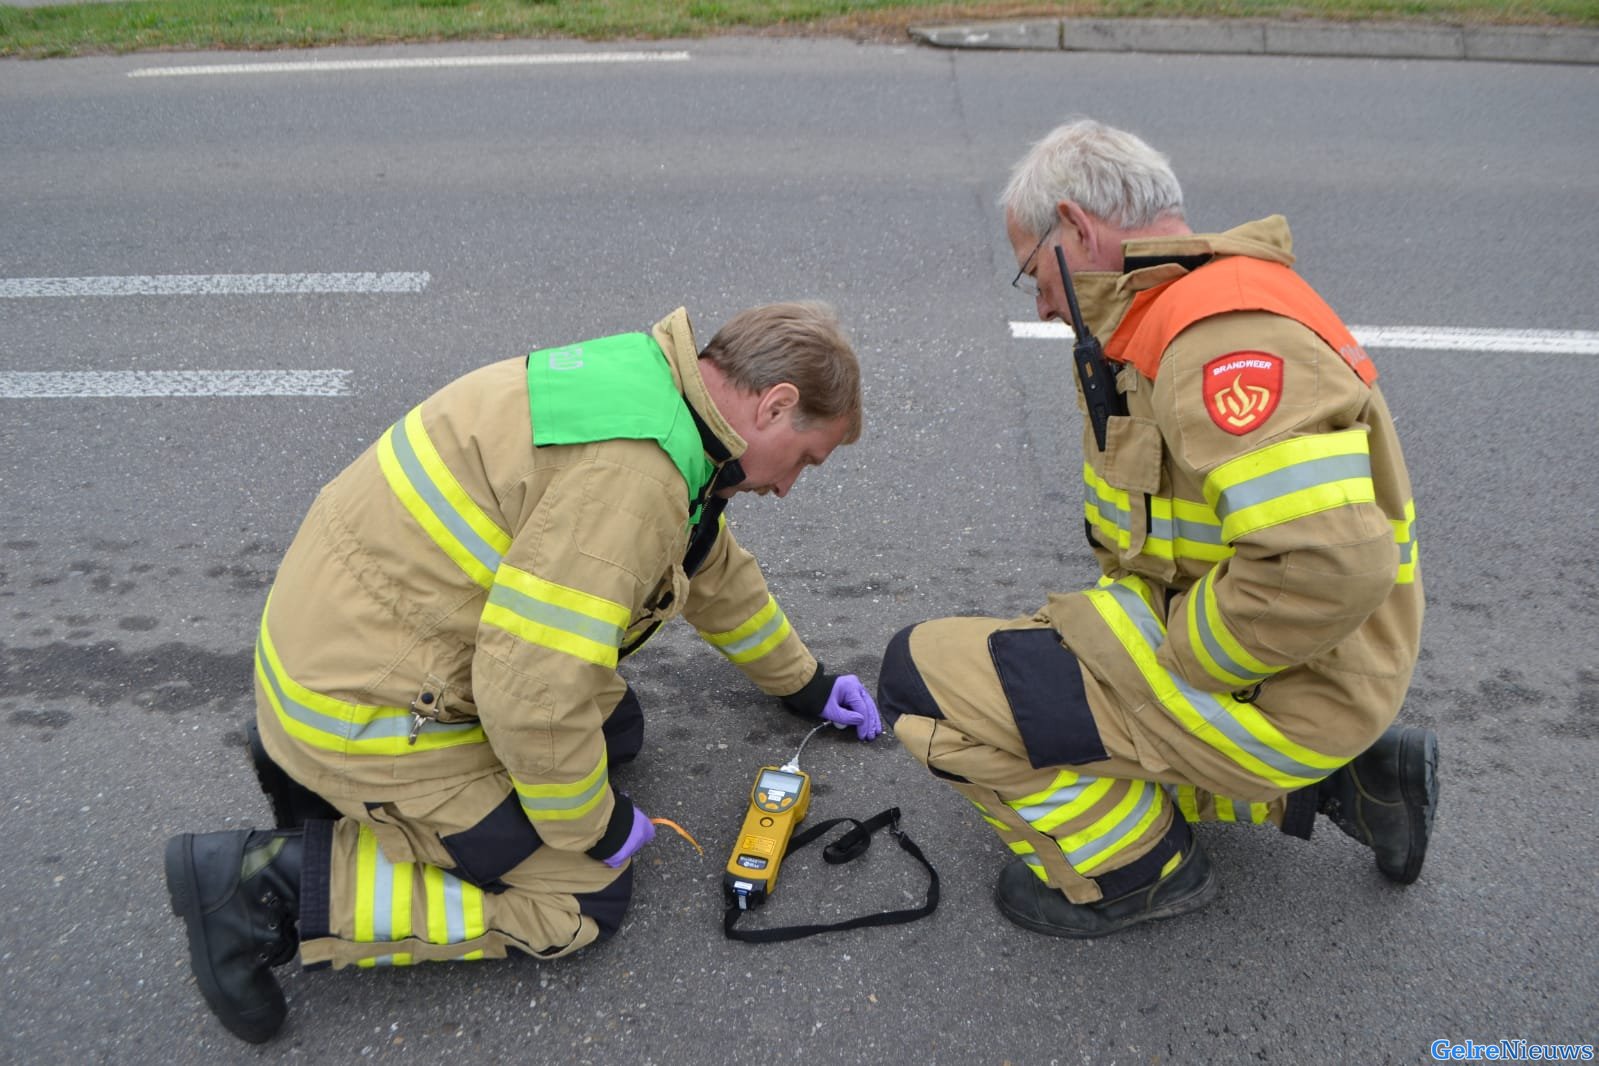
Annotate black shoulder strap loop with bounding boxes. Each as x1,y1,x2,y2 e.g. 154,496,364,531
723,808,939,944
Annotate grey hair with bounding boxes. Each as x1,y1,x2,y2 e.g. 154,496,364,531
1000,117,1185,237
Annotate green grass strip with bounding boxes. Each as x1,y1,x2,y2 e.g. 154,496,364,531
3,0,1595,59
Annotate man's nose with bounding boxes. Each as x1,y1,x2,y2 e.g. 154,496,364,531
1035,291,1051,321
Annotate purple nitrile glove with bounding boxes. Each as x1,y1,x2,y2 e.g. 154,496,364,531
820,674,883,741
602,805,656,869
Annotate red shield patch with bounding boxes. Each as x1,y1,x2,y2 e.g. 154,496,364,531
1203,352,1283,435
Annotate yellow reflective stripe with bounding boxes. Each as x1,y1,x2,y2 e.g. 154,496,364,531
1393,498,1419,585
1205,430,1375,542
1185,568,1282,688
698,595,793,665
258,607,486,755
376,406,511,589
1248,801,1271,824
354,825,378,962
1082,462,1132,549
980,814,1009,832
1174,785,1201,822
423,866,449,946
1087,580,1343,789
1146,496,1232,564
1008,770,1115,835
1062,780,1166,874
482,565,628,669
1005,839,1035,856
1215,795,1239,822
512,755,609,822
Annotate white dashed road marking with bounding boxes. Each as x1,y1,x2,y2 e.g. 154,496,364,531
1010,320,1599,355
128,52,691,78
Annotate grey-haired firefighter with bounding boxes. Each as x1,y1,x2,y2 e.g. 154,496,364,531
878,119,1436,938
165,303,883,1042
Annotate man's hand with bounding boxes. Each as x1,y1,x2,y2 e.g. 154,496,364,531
821,674,883,741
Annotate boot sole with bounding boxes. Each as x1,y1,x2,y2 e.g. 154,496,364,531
997,861,1219,940
1384,727,1439,885
163,834,285,1044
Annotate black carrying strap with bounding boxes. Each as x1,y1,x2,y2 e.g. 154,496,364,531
723,807,939,944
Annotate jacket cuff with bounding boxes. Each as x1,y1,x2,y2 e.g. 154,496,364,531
583,792,636,861
779,663,832,720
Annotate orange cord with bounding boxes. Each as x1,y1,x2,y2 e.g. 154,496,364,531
649,817,704,855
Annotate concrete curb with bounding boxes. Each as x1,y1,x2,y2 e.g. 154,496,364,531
908,17,1599,65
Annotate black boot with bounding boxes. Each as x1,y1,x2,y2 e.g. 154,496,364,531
995,823,1216,938
1317,724,1439,885
164,828,303,1043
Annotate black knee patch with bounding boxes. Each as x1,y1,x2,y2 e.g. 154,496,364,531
575,865,634,942
603,685,645,765
440,790,545,894
988,628,1107,769
878,623,943,725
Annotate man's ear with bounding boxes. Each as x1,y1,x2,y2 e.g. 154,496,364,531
755,382,800,429
1059,200,1111,266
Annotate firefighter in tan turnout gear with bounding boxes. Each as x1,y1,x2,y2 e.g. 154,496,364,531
165,303,882,1043
878,119,1438,937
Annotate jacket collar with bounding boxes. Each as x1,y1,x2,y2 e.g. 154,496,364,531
1073,215,1297,339
651,307,748,464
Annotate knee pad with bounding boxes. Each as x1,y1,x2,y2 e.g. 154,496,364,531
575,865,634,942
877,623,943,726
602,685,645,765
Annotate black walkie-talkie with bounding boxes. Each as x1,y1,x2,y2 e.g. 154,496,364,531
1055,245,1124,451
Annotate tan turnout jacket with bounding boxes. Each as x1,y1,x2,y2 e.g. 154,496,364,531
256,309,817,854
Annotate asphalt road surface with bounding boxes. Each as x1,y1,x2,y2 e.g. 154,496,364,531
2,36,1596,1065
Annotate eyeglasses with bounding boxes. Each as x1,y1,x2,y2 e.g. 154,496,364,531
1010,223,1058,298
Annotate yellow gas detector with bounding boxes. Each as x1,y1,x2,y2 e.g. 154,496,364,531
723,763,811,910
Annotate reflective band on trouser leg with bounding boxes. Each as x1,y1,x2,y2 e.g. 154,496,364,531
481,564,629,670
1171,784,1275,826
349,825,487,967
946,780,1106,904
698,595,793,666
377,405,512,589
1086,577,1345,790
1002,768,1169,891
257,606,487,756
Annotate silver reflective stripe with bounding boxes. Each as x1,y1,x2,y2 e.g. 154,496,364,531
371,841,398,966
1148,507,1225,548
517,773,608,815
390,418,505,577
1062,781,1157,869
717,610,788,659
1191,571,1271,683
1012,777,1097,824
487,583,625,648
1213,453,1372,520
1087,481,1131,533
257,637,478,742
443,875,466,943
1103,583,1331,782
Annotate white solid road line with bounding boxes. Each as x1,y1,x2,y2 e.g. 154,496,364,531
0,273,431,298
128,51,691,78
0,370,352,398
1009,320,1599,355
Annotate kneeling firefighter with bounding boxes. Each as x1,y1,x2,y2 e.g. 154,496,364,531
165,303,883,1042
